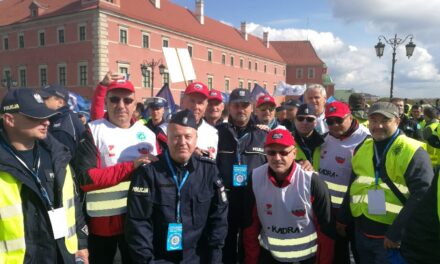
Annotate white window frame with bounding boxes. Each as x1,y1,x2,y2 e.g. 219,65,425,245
78,62,88,86
57,63,67,86
18,33,24,48
162,37,169,48
119,26,128,44
187,43,193,58
142,32,150,48
207,49,213,62
57,26,65,44
38,65,48,86
38,30,45,47
17,66,26,87
78,23,87,41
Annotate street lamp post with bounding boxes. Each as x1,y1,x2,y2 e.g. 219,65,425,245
140,59,166,97
375,34,416,99
1,75,18,90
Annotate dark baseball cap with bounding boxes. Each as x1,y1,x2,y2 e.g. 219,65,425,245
348,93,365,110
169,109,197,129
1,88,59,119
296,104,316,116
284,99,301,109
368,102,399,118
39,84,69,102
229,88,251,104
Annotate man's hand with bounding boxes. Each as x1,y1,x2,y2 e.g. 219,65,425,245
384,236,400,249
336,222,347,237
133,154,159,168
194,147,213,158
256,124,271,132
297,160,314,171
101,71,124,86
75,249,89,264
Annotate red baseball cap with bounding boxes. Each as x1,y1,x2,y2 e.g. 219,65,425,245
107,80,135,93
265,128,296,148
256,95,276,108
184,82,209,98
208,89,223,103
325,101,351,118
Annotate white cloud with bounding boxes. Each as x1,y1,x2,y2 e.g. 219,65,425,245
247,21,440,98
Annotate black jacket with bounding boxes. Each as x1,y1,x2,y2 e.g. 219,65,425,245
0,125,87,264
399,114,422,140
48,106,85,158
125,154,228,264
216,117,268,190
401,170,440,264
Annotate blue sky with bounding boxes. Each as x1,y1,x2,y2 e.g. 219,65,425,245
171,0,440,98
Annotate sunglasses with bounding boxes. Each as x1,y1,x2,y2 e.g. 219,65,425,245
296,116,316,123
258,106,275,112
266,148,294,157
325,116,346,126
109,96,134,105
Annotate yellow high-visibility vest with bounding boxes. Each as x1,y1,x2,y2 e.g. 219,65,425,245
0,166,78,263
350,135,421,225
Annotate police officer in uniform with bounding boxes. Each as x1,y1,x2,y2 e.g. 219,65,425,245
145,97,168,152
0,88,88,263
125,109,228,263
39,84,85,158
216,88,268,263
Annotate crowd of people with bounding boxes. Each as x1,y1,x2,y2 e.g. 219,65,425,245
0,74,439,264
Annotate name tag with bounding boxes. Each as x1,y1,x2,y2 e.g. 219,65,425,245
48,207,69,239
166,223,183,251
233,165,247,187
367,189,386,215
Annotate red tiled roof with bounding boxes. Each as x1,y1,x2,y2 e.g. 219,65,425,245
104,0,285,62
271,41,324,66
0,0,285,63
0,0,96,26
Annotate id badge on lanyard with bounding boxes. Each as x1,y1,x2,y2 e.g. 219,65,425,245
48,207,69,239
233,133,249,187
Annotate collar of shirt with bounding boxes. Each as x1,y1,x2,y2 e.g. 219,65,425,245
267,162,297,188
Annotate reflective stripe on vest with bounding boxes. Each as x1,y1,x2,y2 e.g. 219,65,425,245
426,122,439,166
253,164,317,263
86,181,130,217
350,135,420,225
0,166,78,263
324,180,347,206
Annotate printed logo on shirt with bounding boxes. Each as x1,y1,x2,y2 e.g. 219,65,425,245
392,143,403,156
252,147,264,153
137,132,147,141
271,225,303,234
138,147,150,155
265,203,273,215
319,168,338,178
335,156,345,164
108,145,115,157
291,208,306,217
132,186,149,193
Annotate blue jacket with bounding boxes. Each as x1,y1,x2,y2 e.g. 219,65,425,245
125,154,228,264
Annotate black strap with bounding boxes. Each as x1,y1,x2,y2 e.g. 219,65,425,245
379,162,407,205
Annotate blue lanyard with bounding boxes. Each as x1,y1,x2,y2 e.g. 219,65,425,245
1,142,54,210
165,151,189,223
373,129,400,187
235,133,249,165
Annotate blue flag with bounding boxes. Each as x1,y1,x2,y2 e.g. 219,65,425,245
250,83,269,102
68,92,91,113
156,84,177,120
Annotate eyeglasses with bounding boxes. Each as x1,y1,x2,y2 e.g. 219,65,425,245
109,96,134,105
325,115,349,126
296,116,316,123
258,106,275,112
266,148,295,157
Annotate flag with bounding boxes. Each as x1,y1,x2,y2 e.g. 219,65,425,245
156,84,177,121
273,81,306,96
68,92,91,113
250,83,269,102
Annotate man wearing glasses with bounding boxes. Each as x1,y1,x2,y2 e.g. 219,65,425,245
292,104,324,171
243,129,331,264
255,94,285,130
74,80,158,263
318,101,369,264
